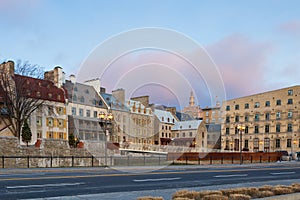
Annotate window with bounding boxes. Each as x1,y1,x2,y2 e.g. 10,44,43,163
36,117,42,126
74,87,77,91
245,115,249,122
58,119,64,128
288,111,293,118
288,98,293,104
276,99,281,105
206,118,209,123
287,139,292,148
167,118,170,122
162,133,164,137
85,89,89,94
226,127,230,135
244,140,249,149
245,126,249,134
265,113,270,121
226,105,230,111
162,117,164,121
254,102,260,108
265,125,269,133
48,93,52,98
235,127,238,134
86,110,90,117
59,132,64,139
37,131,42,138
47,118,54,127
79,108,83,117
265,101,270,107
235,104,239,110
254,113,260,121
254,126,259,133
254,138,259,150
276,124,281,132
162,125,164,130
176,133,179,137
93,111,97,118
182,132,185,137
264,138,270,151
287,124,293,132
235,115,239,122
275,139,280,148
57,107,64,115
80,96,85,103
226,116,230,123
276,112,281,119
189,132,192,137
245,103,249,109
73,95,77,102
288,89,293,96
206,112,209,116
72,107,76,115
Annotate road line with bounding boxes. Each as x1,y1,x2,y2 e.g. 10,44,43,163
133,177,181,182
214,174,248,178
6,182,85,189
270,172,295,175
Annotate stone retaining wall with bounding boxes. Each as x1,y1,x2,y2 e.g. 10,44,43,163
0,137,99,168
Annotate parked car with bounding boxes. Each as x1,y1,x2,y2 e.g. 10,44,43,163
276,150,291,161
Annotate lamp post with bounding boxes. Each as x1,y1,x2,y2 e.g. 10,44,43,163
99,111,113,167
237,124,245,165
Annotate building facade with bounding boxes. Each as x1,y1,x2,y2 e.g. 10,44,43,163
221,85,300,154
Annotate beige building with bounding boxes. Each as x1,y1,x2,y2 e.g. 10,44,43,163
221,85,300,154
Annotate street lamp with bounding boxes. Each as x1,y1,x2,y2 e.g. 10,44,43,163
237,124,245,165
99,111,113,167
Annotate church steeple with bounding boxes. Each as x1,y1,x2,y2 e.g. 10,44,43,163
189,91,195,106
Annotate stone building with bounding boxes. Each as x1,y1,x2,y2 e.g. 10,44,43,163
171,120,207,149
63,78,108,141
221,85,300,154
153,109,177,145
0,62,68,144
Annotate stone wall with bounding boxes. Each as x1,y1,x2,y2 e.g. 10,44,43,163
0,137,100,168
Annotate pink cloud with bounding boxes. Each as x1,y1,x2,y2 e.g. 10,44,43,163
278,20,300,36
206,34,274,99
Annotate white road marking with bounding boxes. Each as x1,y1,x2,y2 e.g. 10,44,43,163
6,182,85,189
270,172,295,175
133,177,181,182
214,174,248,178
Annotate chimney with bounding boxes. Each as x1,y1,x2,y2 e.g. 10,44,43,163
84,78,101,93
0,61,15,76
44,66,65,88
112,88,125,104
69,74,76,83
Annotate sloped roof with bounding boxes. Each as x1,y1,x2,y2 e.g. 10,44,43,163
175,111,194,121
154,109,177,124
101,93,130,112
172,120,202,130
14,74,67,103
64,80,106,108
128,100,152,115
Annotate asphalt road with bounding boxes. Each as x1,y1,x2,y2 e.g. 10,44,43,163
1,162,300,200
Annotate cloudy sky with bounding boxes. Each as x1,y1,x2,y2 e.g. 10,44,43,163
1,0,300,108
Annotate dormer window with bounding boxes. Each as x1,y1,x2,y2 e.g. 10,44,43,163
162,117,164,121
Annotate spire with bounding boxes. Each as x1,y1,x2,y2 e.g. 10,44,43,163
189,91,195,106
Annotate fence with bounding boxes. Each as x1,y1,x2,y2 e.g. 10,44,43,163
1,152,284,168
168,152,283,165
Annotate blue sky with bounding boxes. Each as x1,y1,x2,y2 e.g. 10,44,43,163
1,0,300,107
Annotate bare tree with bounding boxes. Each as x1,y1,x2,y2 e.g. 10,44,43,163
0,60,45,139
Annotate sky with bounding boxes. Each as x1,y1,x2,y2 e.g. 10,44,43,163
1,0,300,109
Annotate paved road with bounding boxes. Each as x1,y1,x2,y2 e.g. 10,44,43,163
0,162,300,199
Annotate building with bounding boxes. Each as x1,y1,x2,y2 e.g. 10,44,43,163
153,109,177,145
127,99,154,145
63,78,108,141
221,85,300,154
0,62,68,144
172,120,207,149
202,106,222,124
